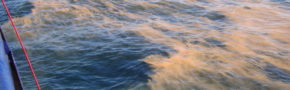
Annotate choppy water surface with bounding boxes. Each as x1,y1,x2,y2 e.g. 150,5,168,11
1,0,290,89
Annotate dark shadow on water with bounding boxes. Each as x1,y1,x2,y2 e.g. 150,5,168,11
264,64,290,84
190,39,226,48
270,0,290,9
0,0,34,25
271,0,290,6
124,1,228,22
12,30,173,89
204,38,226,48
203,11,226,21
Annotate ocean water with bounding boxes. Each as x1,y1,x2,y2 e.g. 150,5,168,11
0,0,290,89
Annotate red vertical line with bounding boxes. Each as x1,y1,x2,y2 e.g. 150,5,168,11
1,0,41,90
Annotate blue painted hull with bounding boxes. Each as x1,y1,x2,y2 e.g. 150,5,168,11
0,28,23,90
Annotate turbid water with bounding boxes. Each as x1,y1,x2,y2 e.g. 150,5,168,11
1,0,290,90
